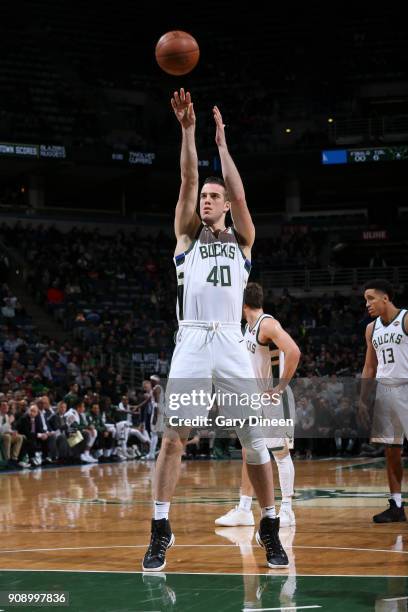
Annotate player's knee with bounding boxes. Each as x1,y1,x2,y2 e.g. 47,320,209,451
243,438,270,465
238,424,270,465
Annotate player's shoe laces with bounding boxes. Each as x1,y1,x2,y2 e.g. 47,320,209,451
373,499,406,523
255,517,289,568
214,506,255,526
278,505,296,527
142,518,175,571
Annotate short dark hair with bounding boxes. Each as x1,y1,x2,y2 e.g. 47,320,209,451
244,283,264,309
202,176,229,199
203,176,225,189
363,279,395,301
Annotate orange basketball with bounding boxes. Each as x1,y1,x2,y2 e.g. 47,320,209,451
155,31,200,76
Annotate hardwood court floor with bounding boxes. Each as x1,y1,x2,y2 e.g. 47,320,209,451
0,458,407,611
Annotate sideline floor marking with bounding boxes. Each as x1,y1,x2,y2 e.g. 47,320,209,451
0,569,407,577
0,544,406,555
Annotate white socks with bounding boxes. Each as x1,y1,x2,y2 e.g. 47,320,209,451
239,494,253,512
391,493,402,508
261,505,276,519
154,500,170,520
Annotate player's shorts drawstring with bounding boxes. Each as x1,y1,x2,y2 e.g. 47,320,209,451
177,320,237,348
204,321,222,346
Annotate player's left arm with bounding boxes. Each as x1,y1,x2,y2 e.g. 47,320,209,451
213,106,255,255
259,317,301,392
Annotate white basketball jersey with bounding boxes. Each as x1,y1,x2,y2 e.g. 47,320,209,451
372,309,408,383
244,313,295,448
244,314,284,386
174,225,251,323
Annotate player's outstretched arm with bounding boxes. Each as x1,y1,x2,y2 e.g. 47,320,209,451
260,318,301,392
213,105,255,251
358,322,378,428
172,88,201,252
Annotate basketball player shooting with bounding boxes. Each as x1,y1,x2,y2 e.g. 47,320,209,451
359,279,407,523
142,89,289,571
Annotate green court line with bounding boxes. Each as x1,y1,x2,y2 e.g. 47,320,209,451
0,572,406,612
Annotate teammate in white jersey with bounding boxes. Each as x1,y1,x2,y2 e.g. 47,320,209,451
143,89,288,572
216,282,300,528
359,279,407,523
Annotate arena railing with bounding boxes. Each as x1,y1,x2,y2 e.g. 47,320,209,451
260,266,408,290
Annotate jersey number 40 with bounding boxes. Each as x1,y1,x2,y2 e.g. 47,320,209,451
206,265,232,287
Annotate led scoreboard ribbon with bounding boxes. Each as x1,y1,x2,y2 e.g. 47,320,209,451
322,146,408,164
0,142,67,159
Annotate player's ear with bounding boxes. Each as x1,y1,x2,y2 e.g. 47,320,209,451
224,199,231,212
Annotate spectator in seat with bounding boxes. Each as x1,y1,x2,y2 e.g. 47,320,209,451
47,400,71,461
16,404,46,467
0,401,28,468
87,402,115,461
65,401,98,463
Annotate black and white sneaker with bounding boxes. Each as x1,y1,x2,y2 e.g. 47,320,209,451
142,518,175,572
373,500,406,523
255,517,289,568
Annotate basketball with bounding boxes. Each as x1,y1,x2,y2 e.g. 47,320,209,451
155,31,199,76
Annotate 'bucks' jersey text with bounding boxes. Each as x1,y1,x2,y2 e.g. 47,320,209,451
174,225,251,323
372,308,408,383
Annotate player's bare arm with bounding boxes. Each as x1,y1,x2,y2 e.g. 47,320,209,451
134,395,151,412
358,321,378,427
258,317,301,392
172,88,201,255
213,105,255,257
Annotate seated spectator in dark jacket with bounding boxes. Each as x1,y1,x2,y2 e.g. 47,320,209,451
36,396,57,462
17,404,46,466
48,401,70,461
